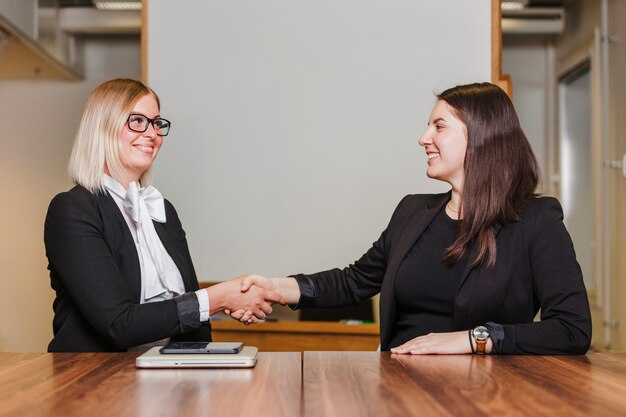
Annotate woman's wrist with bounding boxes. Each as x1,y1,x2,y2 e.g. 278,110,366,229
469,327,493,354
205,284,228,314
272,277,301,304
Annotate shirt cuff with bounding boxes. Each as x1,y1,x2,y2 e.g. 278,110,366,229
173,292,201,333
195,289,210,322
485,321,505,354
289,274,316,310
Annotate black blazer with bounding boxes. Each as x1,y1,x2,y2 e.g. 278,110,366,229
295,193,592,353
44,185,211,352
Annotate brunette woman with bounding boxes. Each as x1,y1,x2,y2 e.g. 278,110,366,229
231,82,591,355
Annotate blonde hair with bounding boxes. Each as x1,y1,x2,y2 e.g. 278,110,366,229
68,78,161,193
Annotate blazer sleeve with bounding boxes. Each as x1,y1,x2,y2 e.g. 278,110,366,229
293,196,411,308
493,198,592,354
45,191,205,349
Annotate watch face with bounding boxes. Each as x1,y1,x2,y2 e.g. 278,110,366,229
473,326,489,340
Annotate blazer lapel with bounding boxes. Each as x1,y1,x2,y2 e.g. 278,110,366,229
379,192,449,349
98,191,142,301
153,222,194,291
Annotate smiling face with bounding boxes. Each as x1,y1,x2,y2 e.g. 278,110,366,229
418,99,468,191
117,93,163,185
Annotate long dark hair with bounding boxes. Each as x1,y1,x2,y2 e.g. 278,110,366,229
440,83,539,268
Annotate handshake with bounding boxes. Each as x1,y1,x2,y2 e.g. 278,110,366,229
209,274,299,324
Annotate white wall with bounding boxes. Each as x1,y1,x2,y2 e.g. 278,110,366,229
0,36,140,352
148,0,492,282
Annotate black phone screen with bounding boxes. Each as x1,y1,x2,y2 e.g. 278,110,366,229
159,342,243,354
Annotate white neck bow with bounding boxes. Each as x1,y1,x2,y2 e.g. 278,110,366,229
123,181,166,225
105,177,181,300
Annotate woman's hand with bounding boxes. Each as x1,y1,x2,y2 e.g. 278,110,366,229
208,276,286,321
225,274,300,324
225,275,275,324
240,274,276,293
390,331,476,355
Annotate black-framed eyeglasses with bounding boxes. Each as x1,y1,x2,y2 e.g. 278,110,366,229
127,113,171,136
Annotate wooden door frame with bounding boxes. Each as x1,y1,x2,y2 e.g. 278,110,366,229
492,0,512,96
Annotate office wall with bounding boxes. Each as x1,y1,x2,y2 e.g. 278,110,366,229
555,0,601,61
0,37,140,352
147,0,492,282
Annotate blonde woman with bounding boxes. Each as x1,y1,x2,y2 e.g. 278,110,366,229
44,79,283,352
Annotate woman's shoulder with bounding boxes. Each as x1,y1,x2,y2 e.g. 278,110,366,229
521,195,564,219
47,185,104,217
509,195,566,236
161,197,185,228
386,192,449,225
395,192,449,212
162,197,180,217
50,184,94,205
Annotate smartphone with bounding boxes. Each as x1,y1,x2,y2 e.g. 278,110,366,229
159,342,244,354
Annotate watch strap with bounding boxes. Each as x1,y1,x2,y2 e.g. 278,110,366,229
476,339,487,354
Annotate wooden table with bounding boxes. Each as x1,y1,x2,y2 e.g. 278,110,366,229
0,351,301,417
303,351,626,417
211,319,380,352
2,351,626,417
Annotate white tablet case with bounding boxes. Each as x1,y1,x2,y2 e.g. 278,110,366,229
135,346,258,368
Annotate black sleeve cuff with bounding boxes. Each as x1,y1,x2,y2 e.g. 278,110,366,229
173,292,201,333
289,274,317,310
485,321,505,354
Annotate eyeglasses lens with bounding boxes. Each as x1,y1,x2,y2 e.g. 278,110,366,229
128,115,148,132
153,119,170,136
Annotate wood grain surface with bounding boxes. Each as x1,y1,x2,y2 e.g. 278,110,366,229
0,352,301,417
3,351,626,416
303,351,626,417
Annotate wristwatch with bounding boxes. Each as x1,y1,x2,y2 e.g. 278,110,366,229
472,326,490,354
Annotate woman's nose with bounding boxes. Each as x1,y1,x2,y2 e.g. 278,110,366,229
418,129,431,146
143,123,158,139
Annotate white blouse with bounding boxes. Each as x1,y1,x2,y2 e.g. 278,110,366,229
103,175,209,321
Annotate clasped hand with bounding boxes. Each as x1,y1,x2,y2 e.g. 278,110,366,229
223,274,278,323
217,275,284,321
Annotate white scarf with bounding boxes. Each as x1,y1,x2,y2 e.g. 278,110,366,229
104,176,185,300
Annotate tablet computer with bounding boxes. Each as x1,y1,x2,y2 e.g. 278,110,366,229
135,346,258,368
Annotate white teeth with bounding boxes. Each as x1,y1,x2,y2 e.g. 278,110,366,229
135,145,153,152
428,153,439,160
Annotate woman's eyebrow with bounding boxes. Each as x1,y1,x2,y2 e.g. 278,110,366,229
130,112,162,118
430,117,445,125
